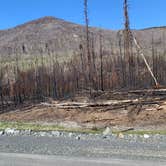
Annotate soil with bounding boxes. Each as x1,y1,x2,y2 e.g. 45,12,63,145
0,89,166,129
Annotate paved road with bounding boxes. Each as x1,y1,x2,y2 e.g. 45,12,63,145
0,153,165,166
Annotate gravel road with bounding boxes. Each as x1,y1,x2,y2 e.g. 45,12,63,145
0,132,166,162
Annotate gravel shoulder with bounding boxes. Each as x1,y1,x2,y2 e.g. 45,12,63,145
0,132,166,162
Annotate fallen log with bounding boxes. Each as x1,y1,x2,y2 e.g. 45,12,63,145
100,100,161,112
39,97,162,111
129,89,166,96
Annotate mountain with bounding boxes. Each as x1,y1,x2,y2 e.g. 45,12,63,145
0,16,165,60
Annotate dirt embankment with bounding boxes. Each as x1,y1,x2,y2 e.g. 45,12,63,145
0,90,166,129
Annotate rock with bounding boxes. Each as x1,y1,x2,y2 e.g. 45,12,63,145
39,132,47,137
144,134,150,139
51,131,61,137
118,132,124,139
68,133,73,137
102,135,107,139
5,128,16,135
5,128,20,136
13,130,20,135
23,129,32,135
75,136,81,140
103,127,112,136
0,130,4,136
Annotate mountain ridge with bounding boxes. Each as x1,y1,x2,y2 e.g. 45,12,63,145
0,16,165,59
1,16,166,31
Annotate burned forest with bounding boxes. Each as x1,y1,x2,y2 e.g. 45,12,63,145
0,0,166,113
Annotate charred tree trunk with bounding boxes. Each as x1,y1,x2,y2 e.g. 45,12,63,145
123,0,134,88
84,0,92,94
99,32,104,91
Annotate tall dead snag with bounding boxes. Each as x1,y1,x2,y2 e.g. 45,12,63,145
0,65,4,110
99,31,104,91
91,32,97,89
123,0,135,88
52,56,58,99
117,31,125,87
152,34,156,84
14,49,23,105
84,0,92,93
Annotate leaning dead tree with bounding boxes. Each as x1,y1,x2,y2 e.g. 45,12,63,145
133,37,159,87
123,0,159,88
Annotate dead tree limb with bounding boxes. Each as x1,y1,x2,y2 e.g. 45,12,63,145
133,37,159,87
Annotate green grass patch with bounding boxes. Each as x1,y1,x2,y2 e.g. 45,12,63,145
0,121,102,134
0,121,165,135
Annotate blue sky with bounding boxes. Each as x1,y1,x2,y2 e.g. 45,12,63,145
0,0,165,30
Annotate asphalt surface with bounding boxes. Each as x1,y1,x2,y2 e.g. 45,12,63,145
0,134,166,165
0,153,165,166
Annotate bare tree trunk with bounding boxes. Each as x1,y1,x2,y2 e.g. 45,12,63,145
123,0,134,88
99,31,104,91
84,0,92,94
117,31,125,87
